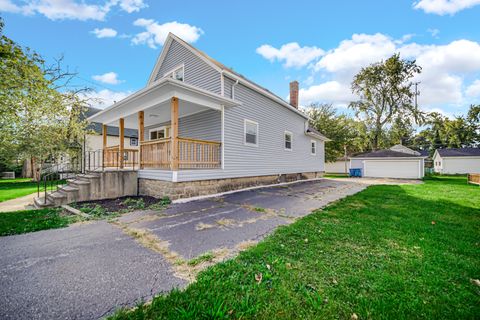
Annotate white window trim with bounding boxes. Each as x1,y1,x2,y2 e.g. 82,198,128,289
311,140,317,155
163,64,185,82
284,131,292,151
244,119,259,147
149,126,171,140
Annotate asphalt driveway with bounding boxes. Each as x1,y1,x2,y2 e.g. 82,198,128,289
0,178,380,319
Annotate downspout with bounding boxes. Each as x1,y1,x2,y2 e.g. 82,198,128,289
232,79,239,99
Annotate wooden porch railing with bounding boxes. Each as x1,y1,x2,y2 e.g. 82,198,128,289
140,137,221,169
103,146,139,169
178,137,221,169
468,173,480,185
140,138,171,169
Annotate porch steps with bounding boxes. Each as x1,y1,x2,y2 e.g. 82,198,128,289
34,171,137,209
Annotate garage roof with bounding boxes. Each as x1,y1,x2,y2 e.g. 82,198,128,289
352,149,426,159
437,148,480,157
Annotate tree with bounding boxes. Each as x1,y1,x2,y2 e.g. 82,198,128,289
350,54,424,150
0,18,90,178
306,103,369,161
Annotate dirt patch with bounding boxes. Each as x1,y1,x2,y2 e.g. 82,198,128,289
74,196,169,215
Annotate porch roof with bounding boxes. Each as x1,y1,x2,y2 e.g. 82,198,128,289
87,78,241,126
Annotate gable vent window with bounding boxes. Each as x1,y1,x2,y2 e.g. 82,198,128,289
284,131,292,150
244,120,258,146
164,65,184,82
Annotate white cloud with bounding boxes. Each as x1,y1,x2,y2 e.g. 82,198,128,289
285,33,480,111
117,0,146,13
92,72,123,85
414,0,480,15
427,28,440,38
86,89,131,109
0,0,146,21
91,27,117,38
132,19,204,49
256,42,324,68
466,79,480,97
298,81,354,106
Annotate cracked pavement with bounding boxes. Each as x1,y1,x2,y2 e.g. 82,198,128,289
0,178,377,319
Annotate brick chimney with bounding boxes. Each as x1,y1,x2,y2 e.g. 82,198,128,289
289,81,299,108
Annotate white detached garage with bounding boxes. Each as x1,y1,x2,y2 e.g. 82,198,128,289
350,145,426,179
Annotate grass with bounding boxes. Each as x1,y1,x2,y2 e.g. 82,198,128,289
187,252,215,266
0,178,39,202
0,208,79,236
111,176,480,319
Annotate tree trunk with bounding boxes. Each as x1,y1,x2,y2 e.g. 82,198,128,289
22,158,32,178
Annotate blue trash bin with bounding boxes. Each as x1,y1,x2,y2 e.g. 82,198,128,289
349,168,362,177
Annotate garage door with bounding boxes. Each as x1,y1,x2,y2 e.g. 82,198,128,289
364,160,420,179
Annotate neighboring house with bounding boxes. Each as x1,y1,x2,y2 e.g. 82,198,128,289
325,156,350,174
84,107,139,152
87,33,329,199
350,144,426,179
433,148,480,174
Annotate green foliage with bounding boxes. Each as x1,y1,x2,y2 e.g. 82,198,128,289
148,196,172,210
350,54,424,150
0,17,90,174
187,252,215,266
122,198,146,210
80,204,107,217
306,104,369,161
0,208,75,236
110,176,479,320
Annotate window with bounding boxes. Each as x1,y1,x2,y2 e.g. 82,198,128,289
311,140,317,155
164,65,184,82
244,120,258,146
149,126,171,140
284,131,292,150
130,137,138,146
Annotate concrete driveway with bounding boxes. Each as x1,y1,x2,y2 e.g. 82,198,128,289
0,178,404,319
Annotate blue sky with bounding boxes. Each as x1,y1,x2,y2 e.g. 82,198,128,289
2,0,480,117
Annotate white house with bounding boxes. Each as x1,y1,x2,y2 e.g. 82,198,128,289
433,148,480,174
350,145,426,179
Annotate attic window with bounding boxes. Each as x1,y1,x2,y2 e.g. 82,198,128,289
164,65,184,82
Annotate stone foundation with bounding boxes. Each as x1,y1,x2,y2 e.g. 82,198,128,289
139,172,323,200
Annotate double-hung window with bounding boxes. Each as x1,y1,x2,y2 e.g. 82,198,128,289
284,131,292,150
311,140,317,155
244,120,258,146
149,126,171,140
164,65,184,82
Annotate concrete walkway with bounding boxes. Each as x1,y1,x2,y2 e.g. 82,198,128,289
0,178,418,319
0,192,37,212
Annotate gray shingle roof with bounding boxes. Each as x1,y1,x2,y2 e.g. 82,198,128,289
437,148,480,157
352,149,425,158
306,127,329,140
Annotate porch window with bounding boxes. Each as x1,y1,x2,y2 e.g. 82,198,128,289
149,126,171,140
311,140,317,155
244,120,258,146
284,131,292,150
164,65,184,82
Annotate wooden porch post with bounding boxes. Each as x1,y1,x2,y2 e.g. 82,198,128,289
171,97,179,171
119,118,124,169
138,111,144,169
102,124,107,169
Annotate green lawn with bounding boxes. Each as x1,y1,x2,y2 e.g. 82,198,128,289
0,178,39,202
0,208,78,236
111,176,480,320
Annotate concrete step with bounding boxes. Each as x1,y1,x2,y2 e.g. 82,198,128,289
34,196,54,208
59,185,79,192
68,179,90,186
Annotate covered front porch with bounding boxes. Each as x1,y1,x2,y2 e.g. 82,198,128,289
87,78,240,173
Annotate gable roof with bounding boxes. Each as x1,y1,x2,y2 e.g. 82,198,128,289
436,148,480,157
147,33,309,120
306,126,331,141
